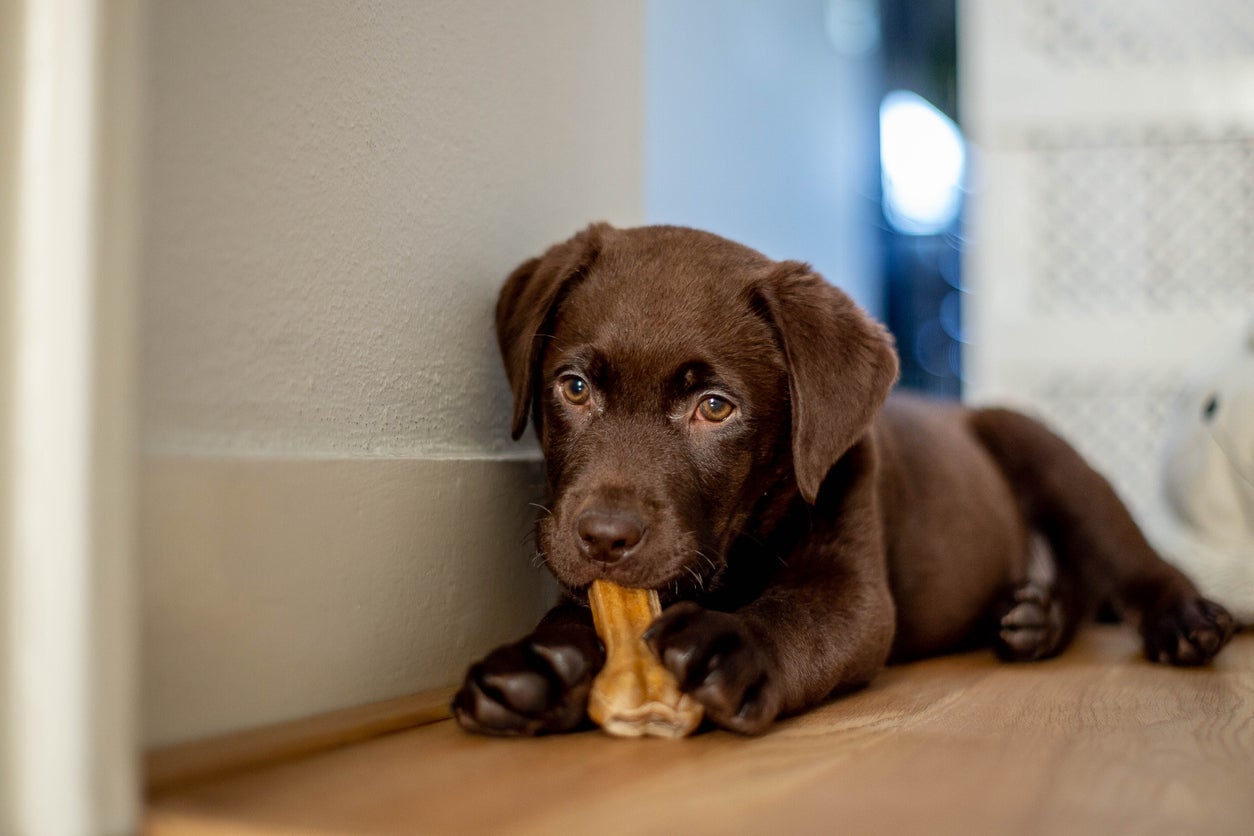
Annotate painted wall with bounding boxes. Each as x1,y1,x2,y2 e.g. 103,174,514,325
960,0,1254,528
141,0,643,746
646,0,882,315
143,0,642,457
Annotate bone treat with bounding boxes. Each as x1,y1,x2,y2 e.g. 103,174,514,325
587,579,704,738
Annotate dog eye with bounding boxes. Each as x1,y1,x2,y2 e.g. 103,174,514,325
697,395,734,422
1202,394,1219,422
559,375,591,406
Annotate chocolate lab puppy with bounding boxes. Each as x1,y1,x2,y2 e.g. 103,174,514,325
454,223,1236,735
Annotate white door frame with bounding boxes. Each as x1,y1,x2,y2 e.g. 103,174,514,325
3,0,142,833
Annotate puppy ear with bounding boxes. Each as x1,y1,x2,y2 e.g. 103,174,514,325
496,223,610,439
756,262,899,503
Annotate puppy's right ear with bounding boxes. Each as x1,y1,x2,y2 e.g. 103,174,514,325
496,223,610,439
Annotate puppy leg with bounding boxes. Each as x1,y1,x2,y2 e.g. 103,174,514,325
972,408,1236,666
647,441,896,733
452,602,605,736
993,582,1070,662
994,583,1061,661
991,534,1081,662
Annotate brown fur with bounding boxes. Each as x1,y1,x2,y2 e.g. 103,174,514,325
454,224,1236,736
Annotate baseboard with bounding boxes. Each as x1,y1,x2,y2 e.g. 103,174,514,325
145,686,456,795
141,455,554,748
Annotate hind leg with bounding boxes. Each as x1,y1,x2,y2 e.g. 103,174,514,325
993,582,1070,661
1134,575,1237,666
991,535,1081,662
971,407,1236,667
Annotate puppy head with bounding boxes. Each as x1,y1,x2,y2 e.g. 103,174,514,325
497,224,897,592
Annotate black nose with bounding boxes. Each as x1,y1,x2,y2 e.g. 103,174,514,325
576,509,645,563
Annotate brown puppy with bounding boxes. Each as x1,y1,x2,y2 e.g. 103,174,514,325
453,223,1236,735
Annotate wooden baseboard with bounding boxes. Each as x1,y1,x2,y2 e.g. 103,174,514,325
146,686,456,795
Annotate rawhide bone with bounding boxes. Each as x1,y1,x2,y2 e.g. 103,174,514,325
587,579,704,738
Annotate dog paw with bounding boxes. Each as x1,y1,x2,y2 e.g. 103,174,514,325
452,635,604,736
993,581,1068,662
644,602,780,734
1142,595,1237,666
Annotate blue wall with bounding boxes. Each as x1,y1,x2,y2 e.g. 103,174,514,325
646,0,883,315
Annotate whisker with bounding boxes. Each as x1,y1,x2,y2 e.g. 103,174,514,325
527,502,554,516
685,537,722,578
683,563,705,591
518,524,542,548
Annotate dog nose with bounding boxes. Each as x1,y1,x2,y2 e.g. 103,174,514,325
576,509,645,563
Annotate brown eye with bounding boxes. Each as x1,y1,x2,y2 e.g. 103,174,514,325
559,375,591,405
697,395,734,422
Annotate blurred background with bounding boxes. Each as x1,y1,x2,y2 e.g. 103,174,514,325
3,1,1252,831
650,0,964,397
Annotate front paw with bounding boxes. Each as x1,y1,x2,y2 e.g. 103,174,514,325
1142,594,1236,666
644,602,780,734
452,635,604,736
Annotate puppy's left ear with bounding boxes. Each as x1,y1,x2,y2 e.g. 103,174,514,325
756,261,899,503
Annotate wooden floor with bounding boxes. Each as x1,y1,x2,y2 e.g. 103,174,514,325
148,627,1254,835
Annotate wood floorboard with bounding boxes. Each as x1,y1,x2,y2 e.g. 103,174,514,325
146,626,1254,835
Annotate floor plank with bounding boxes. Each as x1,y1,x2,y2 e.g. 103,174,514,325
147,627,1254,835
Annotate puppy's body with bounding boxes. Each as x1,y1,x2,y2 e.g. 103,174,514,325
454,224,1235,735
875,395,1027,659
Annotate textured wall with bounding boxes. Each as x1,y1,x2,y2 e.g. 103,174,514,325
961,0,1254,528
142,0,643,456
140,0,642,745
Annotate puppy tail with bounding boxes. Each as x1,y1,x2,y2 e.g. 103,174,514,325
968,407,1197,625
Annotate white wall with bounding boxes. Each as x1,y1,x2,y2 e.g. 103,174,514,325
141,0,643,746
961,0,1254,525
143,0,642,457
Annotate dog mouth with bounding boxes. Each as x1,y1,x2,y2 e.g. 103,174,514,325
565,548,722,598
572,560,722,607
535,509,723,596
619,546,724,602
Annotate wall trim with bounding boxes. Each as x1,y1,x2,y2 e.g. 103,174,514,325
145,686,455,795
142,455,553,749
